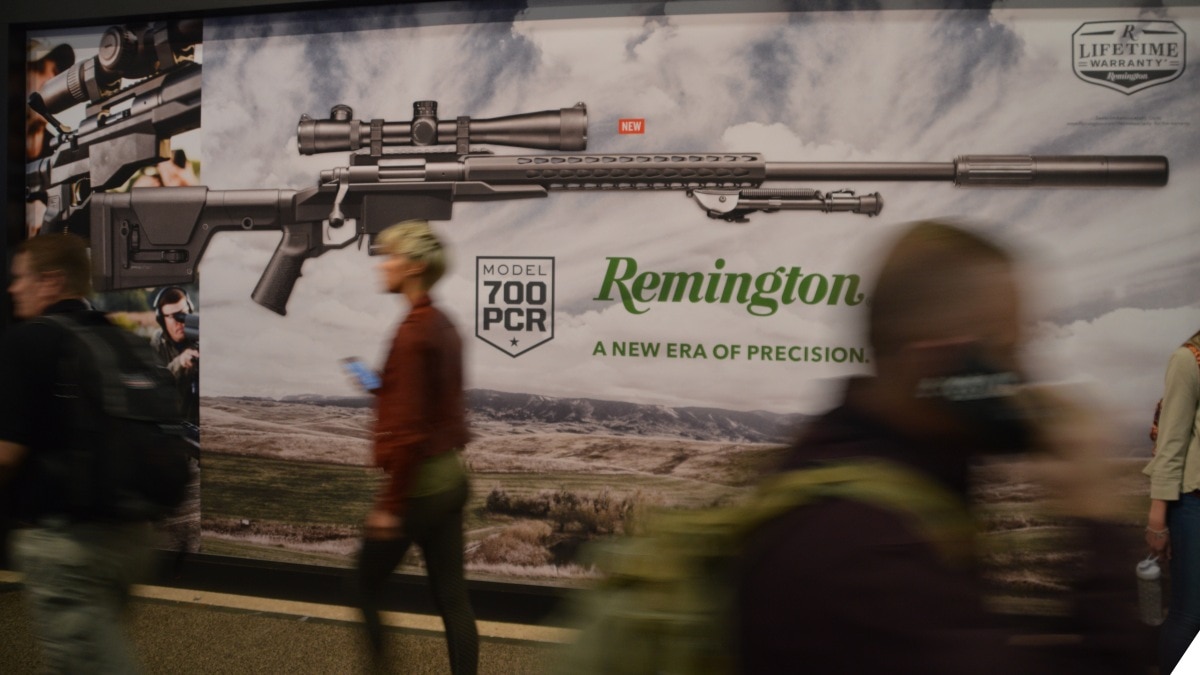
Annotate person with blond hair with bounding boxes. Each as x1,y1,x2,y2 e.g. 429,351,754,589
352,220,477,674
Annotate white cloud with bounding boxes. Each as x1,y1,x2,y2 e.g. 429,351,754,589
1026,305,1200,441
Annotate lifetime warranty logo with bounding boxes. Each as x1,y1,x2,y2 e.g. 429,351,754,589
1074,21,1185,94
476,256,555,357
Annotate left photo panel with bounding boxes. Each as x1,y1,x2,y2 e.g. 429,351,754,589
25,20,204,552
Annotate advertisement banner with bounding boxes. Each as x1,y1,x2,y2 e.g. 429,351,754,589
27,3,1200,603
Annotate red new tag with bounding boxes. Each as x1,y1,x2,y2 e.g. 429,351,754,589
618,118,645,134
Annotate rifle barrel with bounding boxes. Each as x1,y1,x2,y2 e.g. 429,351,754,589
767,162,953,181
768,155,1168,187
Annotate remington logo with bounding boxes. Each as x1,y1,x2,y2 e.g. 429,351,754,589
594,257,866,317
1073,21,1185,94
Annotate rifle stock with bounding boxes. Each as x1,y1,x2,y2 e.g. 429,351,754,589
91,187,296,292
89,183,461,315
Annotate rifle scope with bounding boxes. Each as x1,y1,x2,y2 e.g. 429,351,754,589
297,100,589,155
30,19,201,117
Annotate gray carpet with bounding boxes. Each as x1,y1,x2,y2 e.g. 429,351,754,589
0,583,560,674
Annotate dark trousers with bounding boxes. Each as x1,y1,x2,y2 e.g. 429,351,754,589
355,479,478,675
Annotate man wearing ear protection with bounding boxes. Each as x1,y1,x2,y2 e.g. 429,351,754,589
736,221,1138,674
150,286,199,426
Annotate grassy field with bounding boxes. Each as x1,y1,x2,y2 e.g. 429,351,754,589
470,471,740,509
201,454,739,525
201,452,381,525
200,449,1154,604
199,452,743,575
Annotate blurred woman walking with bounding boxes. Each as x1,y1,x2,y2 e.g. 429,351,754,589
353,220,477,675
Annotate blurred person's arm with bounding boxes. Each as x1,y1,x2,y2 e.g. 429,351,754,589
1025,388,1129,521
1147,498,1170,557
1019,388,1147,673
0,331,35,488
0,441,28,487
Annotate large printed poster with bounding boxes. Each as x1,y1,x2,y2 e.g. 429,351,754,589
26,3,1200,606
24,21,205,551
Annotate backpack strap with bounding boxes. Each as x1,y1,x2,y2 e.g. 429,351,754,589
750,459,976,567
37,315,130,416
30,314,88,397
28,314,106,515
601,458,975,584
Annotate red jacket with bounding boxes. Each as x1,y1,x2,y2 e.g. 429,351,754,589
372,296,469,516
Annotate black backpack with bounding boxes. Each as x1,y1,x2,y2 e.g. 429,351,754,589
38,314,193,521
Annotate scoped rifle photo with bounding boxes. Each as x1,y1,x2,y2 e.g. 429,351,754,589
26,20,202,234
30,93,1169,315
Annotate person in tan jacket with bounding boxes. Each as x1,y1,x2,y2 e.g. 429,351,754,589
1144,329,1200,674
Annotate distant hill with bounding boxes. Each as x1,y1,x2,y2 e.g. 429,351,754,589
467,389,806,443
269,389,806,443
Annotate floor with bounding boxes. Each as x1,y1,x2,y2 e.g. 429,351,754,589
0,570,569,674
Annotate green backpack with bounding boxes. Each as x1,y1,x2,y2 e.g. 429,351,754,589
556,458,977,675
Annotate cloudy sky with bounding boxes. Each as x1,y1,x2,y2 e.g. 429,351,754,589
188,2,1198,435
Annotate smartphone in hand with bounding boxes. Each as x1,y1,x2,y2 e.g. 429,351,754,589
341,357,382,392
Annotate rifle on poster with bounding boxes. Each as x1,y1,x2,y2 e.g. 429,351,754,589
28,51,1168,316
26,19,202,236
